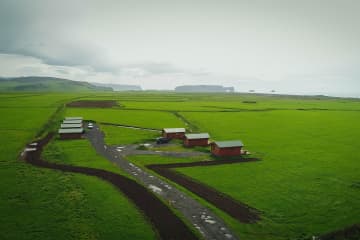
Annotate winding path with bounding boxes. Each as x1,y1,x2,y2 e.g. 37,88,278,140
23,133,198,240
87,123,260,239
147,159,260,223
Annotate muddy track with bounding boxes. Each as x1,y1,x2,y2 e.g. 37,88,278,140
147,158,260,223
172,112,199,132
100,122,161,132
23,133,198,240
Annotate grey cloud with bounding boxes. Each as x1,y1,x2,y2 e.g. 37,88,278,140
54,68,70,75
0,0,360,96
124,62,185,75
0,0,116,73
17,66,44,76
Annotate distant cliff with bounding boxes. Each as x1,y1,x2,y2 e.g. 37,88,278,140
175,85,234,93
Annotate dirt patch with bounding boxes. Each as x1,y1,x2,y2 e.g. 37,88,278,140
23,133,198,240
319,224,360,240
147,158,260,223
66,100,118,108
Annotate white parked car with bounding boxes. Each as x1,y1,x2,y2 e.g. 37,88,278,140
88,123,93,129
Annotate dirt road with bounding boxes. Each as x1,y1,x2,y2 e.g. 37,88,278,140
87,124,261,239
23,133,198,240
147,160,260,223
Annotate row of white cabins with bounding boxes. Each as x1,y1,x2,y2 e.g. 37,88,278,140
58,117,84,139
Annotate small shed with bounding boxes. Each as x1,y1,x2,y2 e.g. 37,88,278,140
65,117,83,120
162,128,186,139
60,123,82,129
211,140,244,157
184,133,210,147
58,128,84,139
63,119,83,125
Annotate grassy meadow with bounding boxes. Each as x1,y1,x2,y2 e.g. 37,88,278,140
1,91,359,240
42,139,157,239
101,125,159,145
65,108,185,129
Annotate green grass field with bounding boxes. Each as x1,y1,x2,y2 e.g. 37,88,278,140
1,92,360,240
66,108,186,129
176,110,360,239
119,95,360,239
42,139,157,239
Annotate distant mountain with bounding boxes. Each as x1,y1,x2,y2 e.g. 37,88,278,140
91,82,142,91
0,76,112,92
175,85,234,93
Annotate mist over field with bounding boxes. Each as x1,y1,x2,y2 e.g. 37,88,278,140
0,0,359,97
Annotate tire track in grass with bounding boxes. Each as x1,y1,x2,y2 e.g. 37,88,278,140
99,122,161,132
22,133,198,240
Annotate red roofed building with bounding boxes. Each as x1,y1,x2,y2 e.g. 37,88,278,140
184,133,210,147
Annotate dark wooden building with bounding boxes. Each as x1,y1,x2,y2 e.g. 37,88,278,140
184,133,210,147
58,128,84,140
211,140,244,157
162,128,186,139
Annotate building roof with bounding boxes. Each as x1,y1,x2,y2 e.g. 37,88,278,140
185,133,210,139
58,128,84,134
63,119,82,124
163,128,186,133
213,140,244,148
60,123,82,128
65,117,83,120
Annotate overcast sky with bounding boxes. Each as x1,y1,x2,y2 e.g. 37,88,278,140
0,0,359,95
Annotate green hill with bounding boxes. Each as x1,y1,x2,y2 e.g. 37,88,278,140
0,76,112,92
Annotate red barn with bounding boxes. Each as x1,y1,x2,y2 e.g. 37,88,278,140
162,128,186,139
184,133,210,147
211,140,244,157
